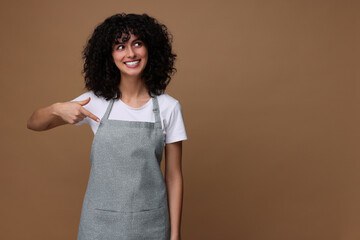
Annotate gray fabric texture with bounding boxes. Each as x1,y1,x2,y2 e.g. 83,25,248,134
77,93,170,239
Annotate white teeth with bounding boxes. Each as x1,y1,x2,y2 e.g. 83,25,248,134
125,60,140,65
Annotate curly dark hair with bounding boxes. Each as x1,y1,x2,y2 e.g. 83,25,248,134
81,13,177,100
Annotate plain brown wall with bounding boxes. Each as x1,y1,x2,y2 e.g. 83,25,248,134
1,0,359,239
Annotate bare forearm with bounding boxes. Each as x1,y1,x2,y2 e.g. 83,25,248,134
27,103,59,131
166,173,183,239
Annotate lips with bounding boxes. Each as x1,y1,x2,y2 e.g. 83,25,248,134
124,59,140,64
124,59,141,68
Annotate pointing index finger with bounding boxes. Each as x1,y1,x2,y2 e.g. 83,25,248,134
80,107,100,122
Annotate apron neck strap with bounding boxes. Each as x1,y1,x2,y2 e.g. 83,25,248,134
151,94,162,128
103,98,115,121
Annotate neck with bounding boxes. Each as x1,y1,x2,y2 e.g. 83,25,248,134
118,75,150,100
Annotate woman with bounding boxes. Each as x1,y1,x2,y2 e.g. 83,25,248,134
27,13,187,240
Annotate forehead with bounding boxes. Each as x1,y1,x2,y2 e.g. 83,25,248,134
114,33,140,44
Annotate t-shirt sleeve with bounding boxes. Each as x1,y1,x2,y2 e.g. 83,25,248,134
69,92,92,126
165,101,188,144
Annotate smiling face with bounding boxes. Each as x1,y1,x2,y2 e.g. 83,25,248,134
112,33,148,79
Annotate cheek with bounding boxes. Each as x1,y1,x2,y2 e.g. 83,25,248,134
113,51,124,60
141,47,148,57
112,56,123,68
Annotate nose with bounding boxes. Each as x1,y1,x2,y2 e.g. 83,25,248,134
126,46,135,58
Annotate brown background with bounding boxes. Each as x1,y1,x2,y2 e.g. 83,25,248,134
1,0,359,239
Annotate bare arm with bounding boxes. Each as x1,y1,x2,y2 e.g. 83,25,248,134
165,141,183,240
27,97,99,131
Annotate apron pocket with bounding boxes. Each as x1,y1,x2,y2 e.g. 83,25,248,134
91,206,170,239
131,205,170,239
92,209,132,239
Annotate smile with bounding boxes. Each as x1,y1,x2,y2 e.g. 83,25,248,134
124,59,141,67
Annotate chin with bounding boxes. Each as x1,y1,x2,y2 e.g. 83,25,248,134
122,71,145,78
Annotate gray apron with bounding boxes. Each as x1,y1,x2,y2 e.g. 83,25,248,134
77,93,170,240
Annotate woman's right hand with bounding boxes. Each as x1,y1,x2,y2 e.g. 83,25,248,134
27,97,100,131
54,97,100,124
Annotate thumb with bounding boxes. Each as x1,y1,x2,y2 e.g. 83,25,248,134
74,97,91,106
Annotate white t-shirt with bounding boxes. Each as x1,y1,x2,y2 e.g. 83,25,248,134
70,91,188,144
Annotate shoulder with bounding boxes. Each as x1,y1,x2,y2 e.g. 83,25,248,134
156,93,188,143
70,90,98,101
156,92,180,112
70,90,107,106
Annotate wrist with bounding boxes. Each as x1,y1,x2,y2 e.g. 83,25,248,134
170,235,181,240
171,231,181,240
50,102,62,117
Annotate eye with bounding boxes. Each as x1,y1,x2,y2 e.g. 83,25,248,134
134,42,142,47
116,45,125,50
